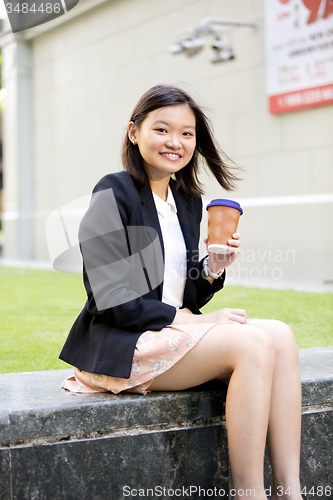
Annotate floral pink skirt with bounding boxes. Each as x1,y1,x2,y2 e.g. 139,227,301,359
62,323,217,395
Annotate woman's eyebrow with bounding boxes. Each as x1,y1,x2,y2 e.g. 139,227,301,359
152,120,195,129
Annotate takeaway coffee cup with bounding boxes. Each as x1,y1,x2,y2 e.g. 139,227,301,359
206,199,243,254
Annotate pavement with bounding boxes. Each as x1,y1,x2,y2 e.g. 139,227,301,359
1,259,333,292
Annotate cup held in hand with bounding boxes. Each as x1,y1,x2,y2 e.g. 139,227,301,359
206,199,243,255
207,243,230,254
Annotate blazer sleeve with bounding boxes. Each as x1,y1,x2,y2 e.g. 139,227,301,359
79,174,177,333
193,262,226,310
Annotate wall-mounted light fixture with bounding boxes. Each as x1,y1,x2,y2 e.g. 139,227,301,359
168,17,258,63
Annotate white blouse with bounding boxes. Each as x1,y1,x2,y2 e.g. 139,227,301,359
152,187,187,308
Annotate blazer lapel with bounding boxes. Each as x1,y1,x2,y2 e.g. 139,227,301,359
138,182,164,256
170,182,197,253
138,182,165,299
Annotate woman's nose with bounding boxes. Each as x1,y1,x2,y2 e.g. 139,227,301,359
165,137,181,149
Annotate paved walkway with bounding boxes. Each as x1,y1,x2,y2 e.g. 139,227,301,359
228,277,333,293
1,260,333,292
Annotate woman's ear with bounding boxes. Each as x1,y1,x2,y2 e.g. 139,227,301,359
128,121,137,145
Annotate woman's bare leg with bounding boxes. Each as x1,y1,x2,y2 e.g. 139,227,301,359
247,320,302,500
149,323,275,499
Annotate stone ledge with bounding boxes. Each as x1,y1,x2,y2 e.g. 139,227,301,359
0,347,331,446
0,371,228,446
0,374,229,500
299,346,333,406
0,347,332,500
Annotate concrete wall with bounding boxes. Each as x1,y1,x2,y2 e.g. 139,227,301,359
1,0,333,284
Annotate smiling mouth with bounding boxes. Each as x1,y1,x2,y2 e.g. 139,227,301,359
159,153,182,159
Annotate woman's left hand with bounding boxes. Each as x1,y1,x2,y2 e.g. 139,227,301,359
204,232,241,273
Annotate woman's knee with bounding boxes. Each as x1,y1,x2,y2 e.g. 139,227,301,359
236,325,276,370
248,319,299,363
201,323,276,375
216,326,276,384
248,318,296,342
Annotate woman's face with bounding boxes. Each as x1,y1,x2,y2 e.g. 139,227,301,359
129,104,196,182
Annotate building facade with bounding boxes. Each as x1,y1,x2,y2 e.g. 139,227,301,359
0,0,332,287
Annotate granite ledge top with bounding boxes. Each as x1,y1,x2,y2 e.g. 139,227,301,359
0,347,331,443
0,346,331,416
298,346,333,381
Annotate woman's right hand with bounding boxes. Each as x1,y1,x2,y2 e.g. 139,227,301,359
197,308,247,325
171,308,247,325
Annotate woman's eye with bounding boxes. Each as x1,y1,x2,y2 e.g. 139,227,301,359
183,132,193,137
156,128,167,133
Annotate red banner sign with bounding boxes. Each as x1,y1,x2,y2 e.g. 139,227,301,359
265,0,333,114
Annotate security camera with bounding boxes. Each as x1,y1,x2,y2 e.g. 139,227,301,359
168,16,257,62
168,43,184,54
210,33,235,62
211,46,235,63
182,37,205,57
211,37,228,50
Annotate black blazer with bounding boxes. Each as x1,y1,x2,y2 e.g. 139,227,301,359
59,171,225,378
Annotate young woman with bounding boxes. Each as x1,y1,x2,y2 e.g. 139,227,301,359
60,85,303,500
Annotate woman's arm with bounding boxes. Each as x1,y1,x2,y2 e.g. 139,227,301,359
189,237,241,311
186,225,243,314
203,233,241,276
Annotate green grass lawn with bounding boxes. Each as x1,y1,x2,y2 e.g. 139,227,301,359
0,267,85,374
202,286,333,348
1,266,332,374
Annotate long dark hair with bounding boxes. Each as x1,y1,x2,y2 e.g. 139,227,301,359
122,84,241,197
